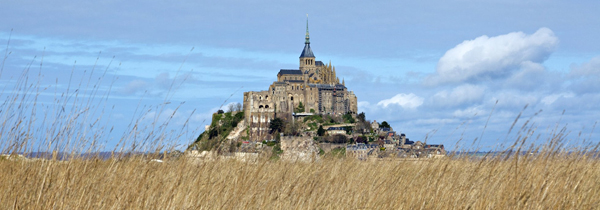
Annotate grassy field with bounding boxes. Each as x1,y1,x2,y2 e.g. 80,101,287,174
1,40,599,209
1,151,599,209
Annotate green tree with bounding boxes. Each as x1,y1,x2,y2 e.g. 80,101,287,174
284,120,300,136
344,126,353,135
317,125,326,136
356,136,368,144
380,121,391,128
295,102,305,113
343,113,355,123
357,112,366,122
269,118,285,133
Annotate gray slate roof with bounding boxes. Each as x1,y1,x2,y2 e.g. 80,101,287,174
278,69,302,75
300,43,315,58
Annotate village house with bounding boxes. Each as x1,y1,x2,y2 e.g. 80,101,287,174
327,127,346,135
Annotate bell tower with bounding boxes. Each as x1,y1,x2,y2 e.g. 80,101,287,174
299,15,315,74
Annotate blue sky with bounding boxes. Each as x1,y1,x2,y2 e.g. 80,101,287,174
1,0,599,151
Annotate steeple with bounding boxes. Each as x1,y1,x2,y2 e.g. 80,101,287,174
300,14,315,58
305,15,310,44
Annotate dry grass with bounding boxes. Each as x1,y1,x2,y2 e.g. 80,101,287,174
1,152,599,209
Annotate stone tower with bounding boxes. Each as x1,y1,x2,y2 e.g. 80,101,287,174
299,16,315,79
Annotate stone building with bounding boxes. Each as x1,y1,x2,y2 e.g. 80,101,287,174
243,19,358,141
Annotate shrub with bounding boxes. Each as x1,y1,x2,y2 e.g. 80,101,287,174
317,125,326,136
269,118,285,133
343,113,355,123
295,102,305,113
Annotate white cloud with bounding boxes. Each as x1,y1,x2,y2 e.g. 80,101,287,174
121,79,149,94
453,106,486,118
541,92,575,105
504,61,547,90
567,56,600,94
357,101,372,112
377,93,424,109
490,91,538,108
431,84,485,107
425,27,558,86
413,118,458,125
569,55,600,78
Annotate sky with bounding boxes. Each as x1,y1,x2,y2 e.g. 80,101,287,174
1,0,599,151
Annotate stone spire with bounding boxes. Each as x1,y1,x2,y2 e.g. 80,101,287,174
342,78,345,86
333,66,337,79
305,14,310,44
300,15,315,58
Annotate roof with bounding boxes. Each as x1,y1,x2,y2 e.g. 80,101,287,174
278,69,302,75
300,43,315,58
316,61,324,66
307,84,347,89
347,143,368,151
287,80,304,83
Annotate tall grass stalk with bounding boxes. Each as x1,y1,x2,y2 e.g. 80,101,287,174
2,145,600,209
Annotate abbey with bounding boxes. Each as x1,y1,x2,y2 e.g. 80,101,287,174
243,20,358,141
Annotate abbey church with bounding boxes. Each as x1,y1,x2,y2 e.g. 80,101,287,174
243,19,358,141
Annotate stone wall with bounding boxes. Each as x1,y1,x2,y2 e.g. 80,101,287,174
279,136,320,162
318,143,346,153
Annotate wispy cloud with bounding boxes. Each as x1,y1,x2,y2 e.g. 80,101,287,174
377,93,424,109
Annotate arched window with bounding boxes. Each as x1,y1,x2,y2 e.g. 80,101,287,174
265,105,270,108
259,105,264,108
265,96,268,100
291,97,294,101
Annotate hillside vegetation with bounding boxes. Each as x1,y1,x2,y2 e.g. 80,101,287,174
189,111,245,152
